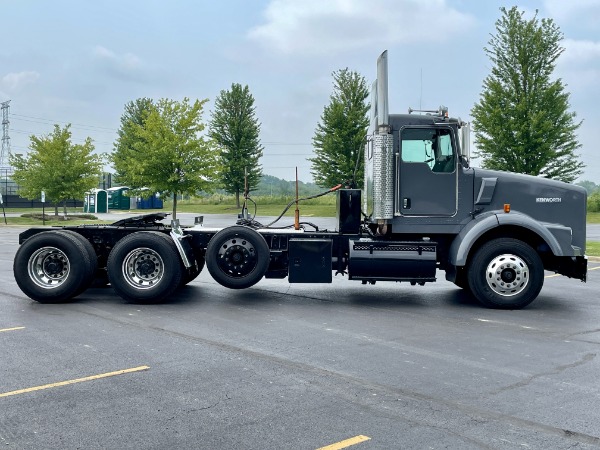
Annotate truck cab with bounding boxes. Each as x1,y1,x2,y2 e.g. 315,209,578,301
362,51,587,308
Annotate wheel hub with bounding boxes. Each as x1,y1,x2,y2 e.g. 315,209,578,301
486,253,529,297
44,259,65,276
122,248,164,289
218,239,257,277
136,257,157,277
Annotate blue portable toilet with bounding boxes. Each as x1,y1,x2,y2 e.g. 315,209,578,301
136,190,163,209
151,192,163,209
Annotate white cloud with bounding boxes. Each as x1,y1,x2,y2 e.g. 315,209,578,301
248,0,475,56
544,0,600,21
556,39,600,91
92,45,145,81
1,71,40,90
561,39,600,65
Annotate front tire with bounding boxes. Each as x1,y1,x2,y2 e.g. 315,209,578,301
467,238,544,309
107,232,183,303
206,226,269,289
13,231,95,303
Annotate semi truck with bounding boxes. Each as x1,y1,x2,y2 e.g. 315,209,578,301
13,51,588,309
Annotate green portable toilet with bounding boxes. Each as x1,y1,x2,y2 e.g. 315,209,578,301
83,189,108,213
107,186,131,210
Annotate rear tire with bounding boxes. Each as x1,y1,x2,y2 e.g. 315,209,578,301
13,231,94,303
180,254,205,286
107,232,183,303
468,238,544,309
206,226,269,289
59,230,98,294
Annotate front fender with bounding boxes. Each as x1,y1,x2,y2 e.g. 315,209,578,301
448,212,498,267
449,210,566,267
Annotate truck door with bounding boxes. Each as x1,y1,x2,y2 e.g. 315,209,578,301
397,126,457,216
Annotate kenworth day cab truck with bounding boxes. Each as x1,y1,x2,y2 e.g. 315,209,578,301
13,51,587,309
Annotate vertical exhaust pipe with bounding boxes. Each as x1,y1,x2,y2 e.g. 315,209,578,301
376,50,389,130
366,50,394,222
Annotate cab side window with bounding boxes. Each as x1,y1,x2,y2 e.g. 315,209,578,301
401,128,455,173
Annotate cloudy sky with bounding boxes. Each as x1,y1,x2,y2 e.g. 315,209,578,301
1,0,599,183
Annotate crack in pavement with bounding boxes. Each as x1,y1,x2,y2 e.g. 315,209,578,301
492,352,596,395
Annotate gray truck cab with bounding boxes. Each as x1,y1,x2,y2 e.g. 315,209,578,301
362,51,587,308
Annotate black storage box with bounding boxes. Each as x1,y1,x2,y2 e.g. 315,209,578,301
348,240,437,281
288,239,332,283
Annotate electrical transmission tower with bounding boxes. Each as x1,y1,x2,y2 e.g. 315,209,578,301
1,100,11,169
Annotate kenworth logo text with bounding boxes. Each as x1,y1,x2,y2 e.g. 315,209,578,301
536,197,562,203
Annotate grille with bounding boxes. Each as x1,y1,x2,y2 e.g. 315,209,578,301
353,244,436,252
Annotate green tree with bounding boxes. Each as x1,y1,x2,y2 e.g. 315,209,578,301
112,98,154,186
310,68,370,188
209,83,263,208
113,98,219,219
575,180,600,195
471,6,584,182
10,124,103,216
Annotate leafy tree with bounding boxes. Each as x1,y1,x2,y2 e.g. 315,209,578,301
471,6,584,183
10,124,103,216
575,180,600,195
112,98,154,186
209,83,263,208
310,68,369,188
113,98,219,219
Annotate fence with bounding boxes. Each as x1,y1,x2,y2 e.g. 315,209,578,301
1,195,83,208
1,168,18,196
0,168,83,208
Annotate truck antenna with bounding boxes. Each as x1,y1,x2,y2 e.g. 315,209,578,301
420,67,423,110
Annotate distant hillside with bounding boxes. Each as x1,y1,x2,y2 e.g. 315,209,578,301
107,173,327,198
253,174,324,197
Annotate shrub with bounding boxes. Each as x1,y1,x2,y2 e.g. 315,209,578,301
588,192,600,213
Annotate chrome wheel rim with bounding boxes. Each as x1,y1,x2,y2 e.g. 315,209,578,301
28,246,71,289
486,253,529,297
122,247,164,289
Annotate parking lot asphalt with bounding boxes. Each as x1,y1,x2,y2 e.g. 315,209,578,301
1,225,600,449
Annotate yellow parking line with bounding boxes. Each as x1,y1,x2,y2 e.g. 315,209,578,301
317,435,371,450
0,365,149,399
0,326,25,333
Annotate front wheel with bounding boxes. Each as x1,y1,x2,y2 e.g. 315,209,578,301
107,232,183,303
467,238,544,309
